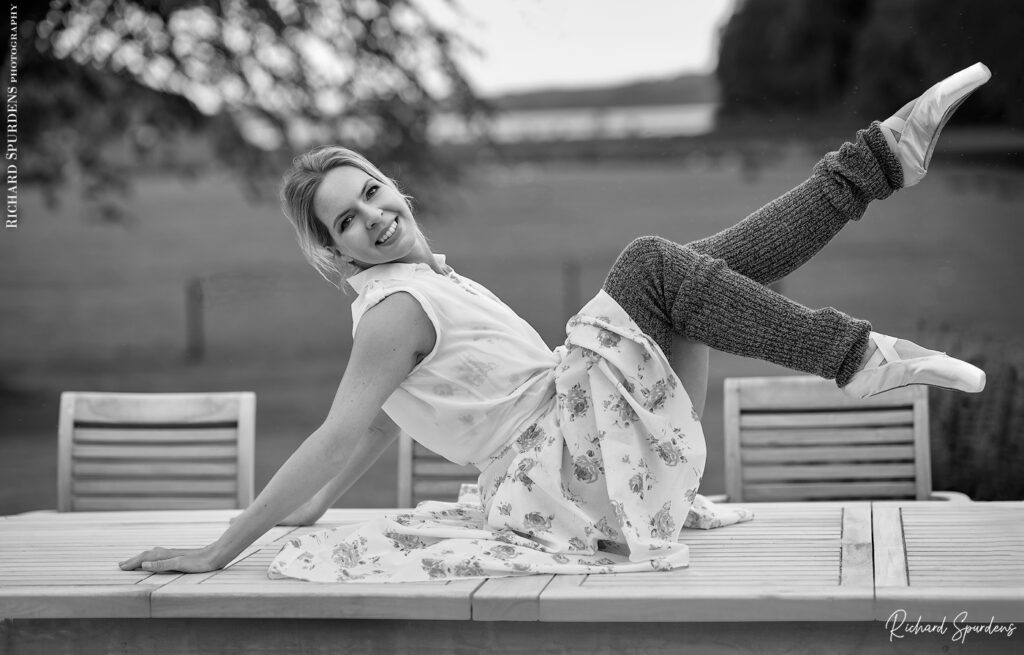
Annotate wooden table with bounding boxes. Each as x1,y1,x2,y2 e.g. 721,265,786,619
873,501,1024,626
2,502,1021,654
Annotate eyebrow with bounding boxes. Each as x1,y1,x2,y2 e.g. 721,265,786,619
332,178,373,231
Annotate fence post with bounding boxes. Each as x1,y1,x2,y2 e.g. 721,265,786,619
185,278,205,363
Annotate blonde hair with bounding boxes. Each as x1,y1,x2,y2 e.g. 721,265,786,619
279,146,414,289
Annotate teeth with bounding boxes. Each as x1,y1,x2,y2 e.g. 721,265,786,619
377,219,398,244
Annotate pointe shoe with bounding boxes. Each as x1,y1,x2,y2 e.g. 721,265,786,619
881,62,991,187
842,332,986,399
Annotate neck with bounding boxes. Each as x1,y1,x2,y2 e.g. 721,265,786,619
406,236,445,274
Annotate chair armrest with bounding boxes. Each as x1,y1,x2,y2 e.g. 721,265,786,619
929,490,973,502
701,494,729,503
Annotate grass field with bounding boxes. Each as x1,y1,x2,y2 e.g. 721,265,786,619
2,133,1023,514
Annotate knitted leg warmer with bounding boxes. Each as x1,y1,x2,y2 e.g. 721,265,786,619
686,123,902,285
602,124,901,386
604,237,871,385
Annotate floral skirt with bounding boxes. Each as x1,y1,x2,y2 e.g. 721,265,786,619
268,291,753,583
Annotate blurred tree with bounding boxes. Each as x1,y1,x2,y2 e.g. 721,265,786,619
9,0,486,223
850,0,1024,126
716,0,870,116
717,0,1023,127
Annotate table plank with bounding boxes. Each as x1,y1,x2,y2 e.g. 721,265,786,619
533,503,874,622
471,575,555,621
150,517,483,620
872,505,908,589
471,503,849,622
0,513,293,619
873,501,1024,622
4,508,397,525
4,509,242,524
0,585,154,619
841,503,873,588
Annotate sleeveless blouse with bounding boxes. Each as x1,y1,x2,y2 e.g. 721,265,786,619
347,255,559,467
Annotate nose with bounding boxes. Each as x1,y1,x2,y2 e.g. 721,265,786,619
356,202,384,228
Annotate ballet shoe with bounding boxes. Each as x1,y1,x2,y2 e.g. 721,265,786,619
881,62,991,187
842,332,986,399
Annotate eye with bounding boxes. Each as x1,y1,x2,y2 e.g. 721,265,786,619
366,184,379,199
339,214,353,231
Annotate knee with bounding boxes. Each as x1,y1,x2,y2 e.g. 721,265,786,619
613,235,708,278
611,236,672,277
620,235,669,262
606,236,667,291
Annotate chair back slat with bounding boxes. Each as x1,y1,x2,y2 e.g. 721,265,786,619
73,461,238,477
58,392,255,511
740,427,915,446
744,462,917,482
72,496,241,511
724,376,930,502
73,479,238,495
742,481,918,501
71,444,239,459
397,433,479,507
74,427,239,443
733,379,921,409
742,444,916,463
740,409,914,428
70,393,244,423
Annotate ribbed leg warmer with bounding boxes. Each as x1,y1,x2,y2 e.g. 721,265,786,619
602,123,903,387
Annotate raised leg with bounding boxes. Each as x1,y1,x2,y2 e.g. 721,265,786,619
604,126,897,405
670,335,709,419
603,236,871,387
684,124,901,286
603,67,992,400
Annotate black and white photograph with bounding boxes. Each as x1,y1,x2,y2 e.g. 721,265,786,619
1,1,1022,652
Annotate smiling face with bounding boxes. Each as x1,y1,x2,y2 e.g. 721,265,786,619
312,165,432,269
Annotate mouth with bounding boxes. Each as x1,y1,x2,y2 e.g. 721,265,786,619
375,218,399,245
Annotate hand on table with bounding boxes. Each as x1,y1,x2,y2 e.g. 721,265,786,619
119,546,225,573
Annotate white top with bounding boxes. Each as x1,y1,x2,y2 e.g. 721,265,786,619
348,255,561,466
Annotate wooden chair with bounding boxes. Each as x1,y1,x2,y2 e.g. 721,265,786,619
718,376,969,502
58,391,256,511
396,432,479,507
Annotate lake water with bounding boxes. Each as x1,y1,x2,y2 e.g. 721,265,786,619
431,102,717,143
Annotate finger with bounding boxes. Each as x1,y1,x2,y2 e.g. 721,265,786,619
119,551,154,570
119,547,169,570
141,556,182,573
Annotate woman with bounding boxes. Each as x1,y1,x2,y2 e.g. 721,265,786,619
120,64,990,582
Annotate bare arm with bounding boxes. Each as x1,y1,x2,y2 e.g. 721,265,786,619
277,410,400,526
119,292,434,572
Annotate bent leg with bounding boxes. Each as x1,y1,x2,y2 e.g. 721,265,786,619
671,335,709,420
685,124,902,286
603,236,870,387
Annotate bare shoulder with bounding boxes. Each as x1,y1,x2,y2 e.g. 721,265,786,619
354,291,436,365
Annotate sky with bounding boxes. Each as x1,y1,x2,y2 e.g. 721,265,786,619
420,0,737,96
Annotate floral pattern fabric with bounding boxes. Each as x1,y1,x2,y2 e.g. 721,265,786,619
268,494,753,583
269,289,753,583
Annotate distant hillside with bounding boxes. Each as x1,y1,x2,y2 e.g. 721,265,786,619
487,73,718,110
